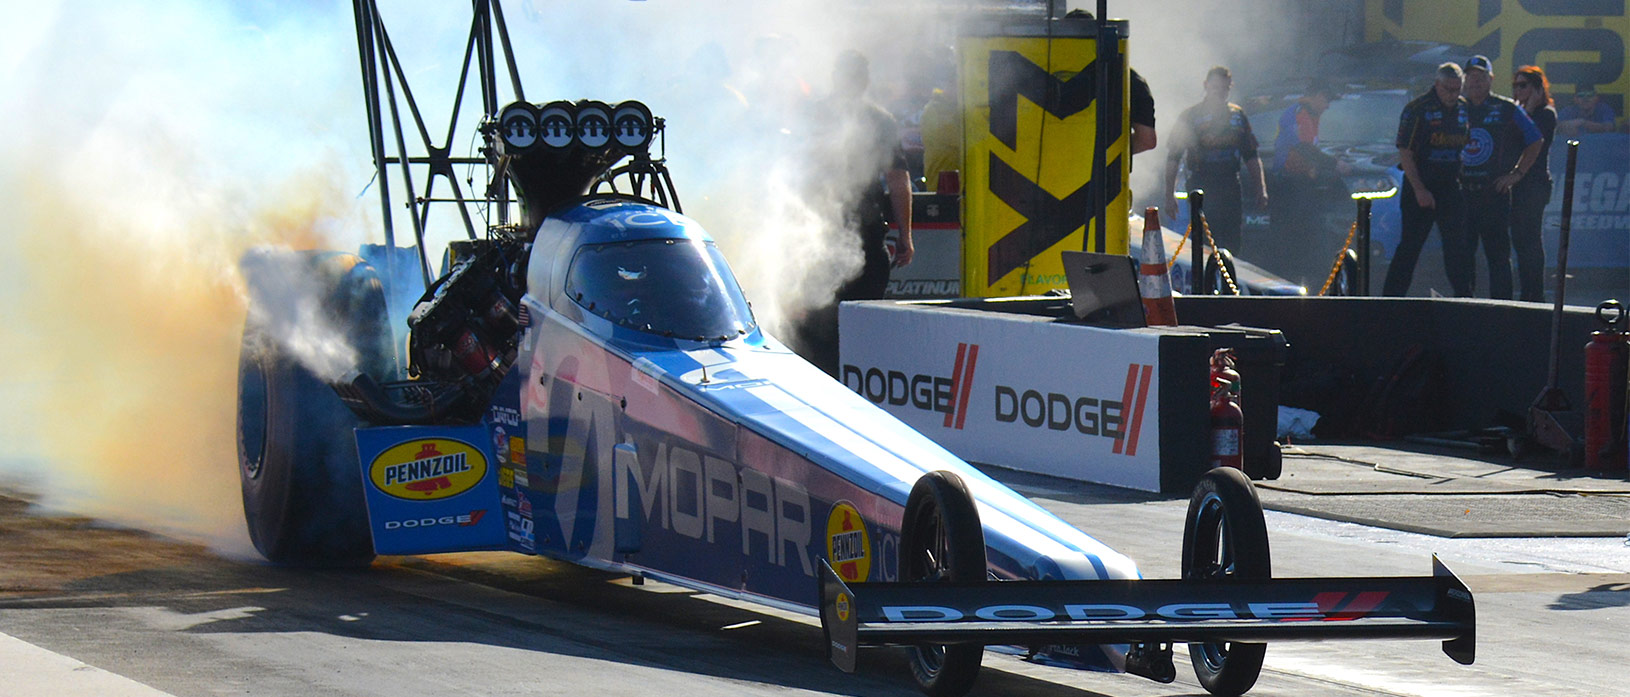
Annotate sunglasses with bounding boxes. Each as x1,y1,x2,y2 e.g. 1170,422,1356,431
1512,81,1534,89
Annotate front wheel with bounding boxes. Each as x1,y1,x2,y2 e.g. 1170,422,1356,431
899,471,986,697
1183,467,1271,696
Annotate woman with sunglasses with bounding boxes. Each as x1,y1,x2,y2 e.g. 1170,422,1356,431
1506,66,1558,302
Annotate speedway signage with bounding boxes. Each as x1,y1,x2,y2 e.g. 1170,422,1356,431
839,302,1162,491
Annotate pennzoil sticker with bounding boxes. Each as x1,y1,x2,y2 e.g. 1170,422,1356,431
835,592,851,622
369,438,488,501
826,501,871,583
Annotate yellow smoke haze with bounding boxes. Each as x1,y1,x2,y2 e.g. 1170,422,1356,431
2,144,358,556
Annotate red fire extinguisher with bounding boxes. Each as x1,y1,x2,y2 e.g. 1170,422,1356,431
1211,379,1243,470
1584,300,1628,471
1210,348,1240,392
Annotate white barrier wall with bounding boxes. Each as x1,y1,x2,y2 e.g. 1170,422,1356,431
839,302,1164,492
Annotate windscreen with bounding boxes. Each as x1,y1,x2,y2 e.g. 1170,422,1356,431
564,238,756,341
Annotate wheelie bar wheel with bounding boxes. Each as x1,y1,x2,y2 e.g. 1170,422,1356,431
899,470,986,697
1182,467,1271,696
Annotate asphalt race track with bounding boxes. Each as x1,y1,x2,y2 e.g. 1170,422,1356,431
2,470,1628,697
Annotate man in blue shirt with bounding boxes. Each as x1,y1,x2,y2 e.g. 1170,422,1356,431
1459,55,1543,300
1267,79,1346,286
1384,62,1472,297
1558,84,1617,137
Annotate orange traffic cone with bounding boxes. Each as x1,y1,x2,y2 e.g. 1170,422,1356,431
1139,207,1178,326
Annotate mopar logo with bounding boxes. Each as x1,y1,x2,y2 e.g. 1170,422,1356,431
994,363,1154,456
841,342,980,430
384,510,487,530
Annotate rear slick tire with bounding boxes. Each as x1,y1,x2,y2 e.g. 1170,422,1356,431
237,251,391,567
1182,467,1271,697
899,470,986,697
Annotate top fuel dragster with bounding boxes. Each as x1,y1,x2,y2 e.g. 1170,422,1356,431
235,3,1475,696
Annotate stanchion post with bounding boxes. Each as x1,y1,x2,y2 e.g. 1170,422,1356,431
1546,140,1581,397
1188,189,1207,294
1357,197,1372,296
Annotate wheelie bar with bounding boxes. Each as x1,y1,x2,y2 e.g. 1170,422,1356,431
818,556,1475,674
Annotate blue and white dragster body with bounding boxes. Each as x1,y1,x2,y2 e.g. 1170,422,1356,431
352,197,1139,671
240,19,1478,688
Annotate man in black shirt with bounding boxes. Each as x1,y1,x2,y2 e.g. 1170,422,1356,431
795,50,914,375
1458,55,1543,300
1130,68,1156,154
1163,66,1268,258
1383,62,1472,297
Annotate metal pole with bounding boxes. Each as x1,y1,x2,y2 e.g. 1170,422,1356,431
1357,197,1372,296
1083,1,1110,253
1546,140,1581,394
353,0,396,254
1189,189,1207,294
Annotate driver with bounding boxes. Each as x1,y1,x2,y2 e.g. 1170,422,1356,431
606,264,649,325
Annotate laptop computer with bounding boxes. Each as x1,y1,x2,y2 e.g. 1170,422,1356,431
1060,250,1145,327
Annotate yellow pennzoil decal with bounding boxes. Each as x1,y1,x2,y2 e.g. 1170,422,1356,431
835,592,851,623
369,438,488,501
826,502,872,583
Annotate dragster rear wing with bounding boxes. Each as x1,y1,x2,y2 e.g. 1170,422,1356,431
818,557,1474,673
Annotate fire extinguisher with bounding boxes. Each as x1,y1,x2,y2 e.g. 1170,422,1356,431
1210,347,1240,392
1210,379,1243,470
1584,299,1628,471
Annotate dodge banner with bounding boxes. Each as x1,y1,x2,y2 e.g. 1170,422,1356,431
838,301,1163,491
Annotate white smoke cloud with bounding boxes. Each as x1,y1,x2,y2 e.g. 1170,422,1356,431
0,0,1342,555
0,0,970,553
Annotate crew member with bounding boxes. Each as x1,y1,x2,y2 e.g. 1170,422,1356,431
1508,65,1559,302
1164,66,1267,259
1459,55,1543,300
1383,62,1471,297
1064,10,1156,156
1267,79,1346,285
1557,84,1617,136
795,50,914,375
1129,68,1156,155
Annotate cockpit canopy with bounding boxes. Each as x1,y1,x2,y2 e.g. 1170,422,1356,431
528,197,758,343
563,237,756,341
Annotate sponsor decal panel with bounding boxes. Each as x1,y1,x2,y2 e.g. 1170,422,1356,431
826,502,872,583
384,510,487,530
355,424,509,555
369,438,489,501
510,490,536,551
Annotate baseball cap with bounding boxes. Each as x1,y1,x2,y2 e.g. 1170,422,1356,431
1464,55,1493,73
